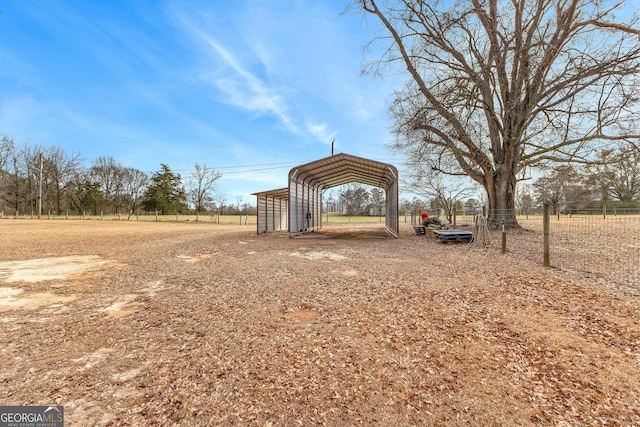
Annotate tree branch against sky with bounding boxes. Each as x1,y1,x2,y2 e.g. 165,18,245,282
187,163,222,213
358,0,640,225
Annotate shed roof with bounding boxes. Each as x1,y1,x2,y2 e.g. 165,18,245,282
252,187,289,200
288,153,398,189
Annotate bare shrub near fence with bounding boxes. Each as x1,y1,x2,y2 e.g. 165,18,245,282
488,212,640,293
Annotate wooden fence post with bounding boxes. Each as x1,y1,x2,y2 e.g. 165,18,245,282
453,206,457,228
543,202,550,267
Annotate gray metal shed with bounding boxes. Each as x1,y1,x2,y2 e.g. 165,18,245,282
254,153,399,237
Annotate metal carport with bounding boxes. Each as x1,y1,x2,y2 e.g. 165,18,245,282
254,153,399,237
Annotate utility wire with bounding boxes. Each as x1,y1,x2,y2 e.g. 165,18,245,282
159,157,405,176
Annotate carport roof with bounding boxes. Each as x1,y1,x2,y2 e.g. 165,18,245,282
289,153,398,189
252,187,289,199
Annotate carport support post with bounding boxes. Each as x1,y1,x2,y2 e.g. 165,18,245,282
543,202,550,267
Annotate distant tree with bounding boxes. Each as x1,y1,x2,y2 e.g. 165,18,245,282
0,135,13,172
213,194,227,222
75,179,103,215
533,166,583,214
369,187,385,217
403,162,478,222
43,146,83,215
359,0,640,227
584,144,640,203
141,164,187,214
340,183,370,215
235,195,244,224
515,185,534,215
464,198,481,216
8,153,25,214
370,187,384,205
400,196,427,213
186,163,221,213
0,135,15,211
90,156,128,213
122,167,148,219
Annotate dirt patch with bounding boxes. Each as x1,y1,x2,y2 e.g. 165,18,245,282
288,249,346,261
0,287,76,312
101,294,143,318
0,255,109,283
0,254,116,312
178,253,223,264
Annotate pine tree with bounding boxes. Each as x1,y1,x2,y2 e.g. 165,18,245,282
141,164,188,214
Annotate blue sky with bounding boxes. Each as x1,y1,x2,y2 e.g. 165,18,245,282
0,0,406,202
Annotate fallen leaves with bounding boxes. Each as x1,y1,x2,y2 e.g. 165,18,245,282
0,220,638,426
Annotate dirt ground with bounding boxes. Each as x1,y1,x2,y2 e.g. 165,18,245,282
0,220,638,426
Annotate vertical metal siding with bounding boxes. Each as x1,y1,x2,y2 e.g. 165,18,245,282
385,179,399,237
255,194,288,234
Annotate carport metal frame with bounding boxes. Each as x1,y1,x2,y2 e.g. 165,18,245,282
254,153,399,237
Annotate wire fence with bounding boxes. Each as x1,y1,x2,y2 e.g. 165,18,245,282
0,209,258,225
4,207,639,291
456,209,640,293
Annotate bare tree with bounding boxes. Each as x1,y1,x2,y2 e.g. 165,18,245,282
359,0,640,226
43,146,83,215
13,143,43,215
370,187,385,219
235,195,244,224
0,135,13,172
0,135,15,212
90,156,126,213
408,168,478,223
122,167,148,219
403,159,478,222
213,194,227,223
515,184,534,215
186,163,222,214
340,183,370,216
584,143,640,202
533,166,583,214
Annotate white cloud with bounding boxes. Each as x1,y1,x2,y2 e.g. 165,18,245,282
305,121,336,145
170,10,299,134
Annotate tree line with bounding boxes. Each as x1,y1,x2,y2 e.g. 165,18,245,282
520,143,640,214
0,135,226,217
402,141,640,221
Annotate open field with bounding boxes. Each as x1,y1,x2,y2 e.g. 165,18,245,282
2,213,391,224
1,220,639,426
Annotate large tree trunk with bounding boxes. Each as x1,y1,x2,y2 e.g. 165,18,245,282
485,169,519,228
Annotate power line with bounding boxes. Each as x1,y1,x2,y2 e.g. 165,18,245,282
146,157,407,177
